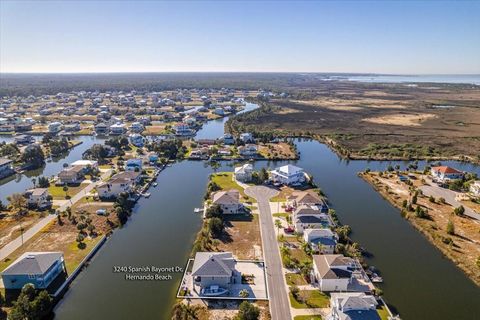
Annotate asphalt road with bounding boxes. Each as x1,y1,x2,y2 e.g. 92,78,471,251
420,184,480,220
0,169,112,260
245,186,292,320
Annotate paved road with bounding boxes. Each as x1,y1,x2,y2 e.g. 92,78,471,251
0,169,112,260
420,183,480,220
245,186,292,320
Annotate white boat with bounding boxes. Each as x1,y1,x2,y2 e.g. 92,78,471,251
143,193,151,198
153,182,158,187
370,273,383,283
194,208,203,213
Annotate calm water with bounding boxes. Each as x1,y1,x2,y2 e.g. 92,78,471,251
5,103,475,319
343,74,480,85
0,136,105,203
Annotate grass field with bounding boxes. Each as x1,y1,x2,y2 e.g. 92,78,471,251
286,273,308,285
294,316,323,320
210,172,253,202
289,290,330,309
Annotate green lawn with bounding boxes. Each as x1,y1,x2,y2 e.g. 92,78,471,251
289,290,330,309
211,172,253,202
48,183,88,200
294,316,323,320
273,212,289,219
286,273,308,285
290,248,312,264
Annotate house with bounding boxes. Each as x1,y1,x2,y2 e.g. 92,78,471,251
95,123,110,135
70,160,99,172
190,148,209,159
329,292,379,320
470,181,480,197
14,134,35,145
212,190,243,214
293,205,333,233
64,123,81,132
24,188,51,209
0,158,14,179
1,252,66,290
97,171,141,199
14,123,33,132
234,164,253,182
110,123,127,135
431,166,464,182
238,144,258,157
58,166,84,184
222,134,235,145
312,254,355,292
129,133,145,147
191,252,238,294
129,122,144,133
48,121,63,134
214,107,224,116
125,158,143,171
239,132,255,143
270,164,306,186
173,123,193,136
303,228,337,254
287,190,327,212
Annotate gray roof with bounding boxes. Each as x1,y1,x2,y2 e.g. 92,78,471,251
331,292,380,320
191,252,235,277
2,252,63,275
297,215,326,224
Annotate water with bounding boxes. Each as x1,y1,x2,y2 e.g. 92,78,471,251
5,104,476,319
341,74,480,85
0,136,105,203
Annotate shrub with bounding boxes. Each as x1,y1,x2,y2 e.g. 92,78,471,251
446,220,455,235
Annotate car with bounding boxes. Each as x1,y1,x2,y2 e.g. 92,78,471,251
96,209,107,215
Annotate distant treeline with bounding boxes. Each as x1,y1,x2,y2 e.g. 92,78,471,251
0,72,306,96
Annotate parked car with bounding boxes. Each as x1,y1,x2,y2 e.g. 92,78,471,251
284,226,294,234
96,209,107,215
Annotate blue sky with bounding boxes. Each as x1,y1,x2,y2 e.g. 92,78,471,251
1,1,479,74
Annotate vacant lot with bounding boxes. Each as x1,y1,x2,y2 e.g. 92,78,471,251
228,82,480,162
216,214,262,260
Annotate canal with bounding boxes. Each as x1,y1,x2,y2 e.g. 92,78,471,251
3,103,478,319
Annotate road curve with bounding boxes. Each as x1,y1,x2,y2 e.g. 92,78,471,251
245,186,291,320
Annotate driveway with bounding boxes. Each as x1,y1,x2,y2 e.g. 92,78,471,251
245,186,292,320
0,169,113,260
420,183,480,220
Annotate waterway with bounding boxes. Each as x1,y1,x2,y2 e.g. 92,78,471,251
4,103,478,319
0,136,105,203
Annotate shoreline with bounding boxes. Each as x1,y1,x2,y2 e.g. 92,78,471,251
359,172,480,287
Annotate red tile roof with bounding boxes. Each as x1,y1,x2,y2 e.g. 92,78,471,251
432,166,463,174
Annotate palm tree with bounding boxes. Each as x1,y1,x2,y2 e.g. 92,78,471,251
31,178,36,188
275,219,282,233
7,193,27,215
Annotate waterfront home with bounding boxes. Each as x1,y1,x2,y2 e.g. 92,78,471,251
470,181,480,197
270,164,306,186
190,148,209,159
239,132,255,143
287,190,326,211
14,122,33,132
293,205,333,233
97,171,141,199
110,122,127,135
431,166,464,182
58,166,84,185
0,158,14,179
238,144,258,157
312,254,355,292
234,163,253,182
71,160,99,172
328,292,379,320
24,188,51,209
125,158,143,172
214,107,225,116
129,133,145,147
173,123,193,136
14,134,35,145
191,252,238,295
129,122,144,133
48,121,63,134
222,134,235,145
64,123,81,132
303,228,337,254
95,122,110,135
1,252,66,290
218,148,232,157
212,190,243,214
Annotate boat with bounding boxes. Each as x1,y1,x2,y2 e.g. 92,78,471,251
194,208,203,213
153,182,158,187
143,193,151,198
370,273,383,283
200,285,228,297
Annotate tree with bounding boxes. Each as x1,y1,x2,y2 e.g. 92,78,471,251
205,204,223,218
20,144,45,169
171,302,200,320
37,176,50,188
63,186,69,199
429,195,435,203
446,220,455,235
274,219,282,232
259,167,269,182
7,193,27,215
208,217,224,237
235,301,260,320
9,284,52,320
453,205,465,216
290,285,300,299
0,200,6,212
31,178,36,188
